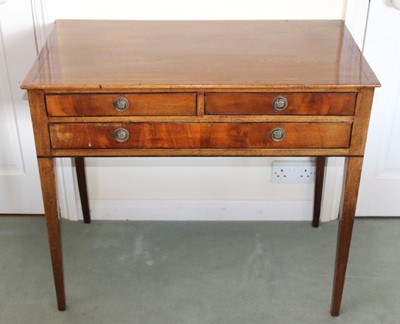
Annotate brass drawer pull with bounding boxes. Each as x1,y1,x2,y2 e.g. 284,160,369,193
112,97,129,112
112,128,130,142
270,127,286,142
272,96,288,111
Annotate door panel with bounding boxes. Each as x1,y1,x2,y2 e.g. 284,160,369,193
0,0,43,213
356,0,400,216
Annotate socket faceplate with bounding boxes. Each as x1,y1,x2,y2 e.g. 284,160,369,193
272,161,316,183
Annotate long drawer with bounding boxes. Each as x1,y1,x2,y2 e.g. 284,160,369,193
45,93,197,116
49,122,352,149
205,93,357,115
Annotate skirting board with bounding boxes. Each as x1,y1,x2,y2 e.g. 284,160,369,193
85,200,315,222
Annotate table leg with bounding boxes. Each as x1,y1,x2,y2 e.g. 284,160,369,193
38,157,66,311
75,157,91,224
330,157,363,316
312,156,326,228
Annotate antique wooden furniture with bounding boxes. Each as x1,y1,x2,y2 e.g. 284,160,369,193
21,20,379,316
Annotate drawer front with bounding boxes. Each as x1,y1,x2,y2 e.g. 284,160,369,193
50,122,351,149
205,93,356,115
46,93,197,116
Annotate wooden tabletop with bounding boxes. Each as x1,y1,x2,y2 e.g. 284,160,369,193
21,20,379,91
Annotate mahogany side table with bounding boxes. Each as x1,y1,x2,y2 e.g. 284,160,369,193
21,20,379,316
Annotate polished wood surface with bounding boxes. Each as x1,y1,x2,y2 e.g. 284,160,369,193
206,93,357,115
21,20,379,316
22,20,379,91
49,122,351,150
46,93,197,116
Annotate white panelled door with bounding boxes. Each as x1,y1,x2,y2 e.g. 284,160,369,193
0,0,43,213
356,0,400,216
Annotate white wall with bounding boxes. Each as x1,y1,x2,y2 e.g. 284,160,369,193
41,0,349,221
46,0,346,20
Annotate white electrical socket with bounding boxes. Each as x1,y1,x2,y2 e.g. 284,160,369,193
271,161,316,184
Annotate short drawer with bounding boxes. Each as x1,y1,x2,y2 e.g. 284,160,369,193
205,93,356,115
45,93,197,116
49,122,351,149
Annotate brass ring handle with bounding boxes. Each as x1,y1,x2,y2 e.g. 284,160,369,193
272,96,288,111
112,97,129,112
112,128,130,142
270,128,286,142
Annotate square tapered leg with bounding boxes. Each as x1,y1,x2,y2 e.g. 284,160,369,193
331,157,363,316
38,157,66,310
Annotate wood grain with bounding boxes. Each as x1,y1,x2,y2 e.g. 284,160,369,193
50,148,352,158
37,158,66,310
49,122,352,150
46,93,196,116
331,157,363,316
349,88,376,155
21,20,379,91
205,93,356,115
28,90,51,156
47,115,354,124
